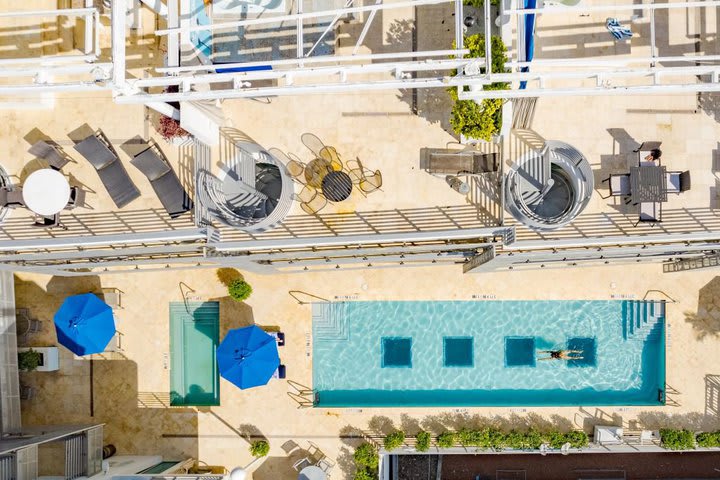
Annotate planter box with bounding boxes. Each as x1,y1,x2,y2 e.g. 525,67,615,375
18,346,59,372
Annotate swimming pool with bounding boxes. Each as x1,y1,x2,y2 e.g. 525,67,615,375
312,300,665,407
170,301,220,406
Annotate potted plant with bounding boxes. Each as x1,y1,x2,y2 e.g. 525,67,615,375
156,115,191,145
18,349,42,371
249,439,270,457
228,279,252,302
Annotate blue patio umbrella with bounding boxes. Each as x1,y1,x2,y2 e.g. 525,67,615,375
54,293,115,356
217,325,280,390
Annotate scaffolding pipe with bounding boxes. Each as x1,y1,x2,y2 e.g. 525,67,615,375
154,0,456,35
504,0,720,15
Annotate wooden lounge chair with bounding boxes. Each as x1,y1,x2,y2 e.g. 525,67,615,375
74,132,140,208
131,144,193,218
422,148,499,174
28,140,72,171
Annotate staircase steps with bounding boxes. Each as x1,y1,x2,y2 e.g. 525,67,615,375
622,300,665,342
312,303,349,341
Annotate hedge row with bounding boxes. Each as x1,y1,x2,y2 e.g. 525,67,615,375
661,429,720,450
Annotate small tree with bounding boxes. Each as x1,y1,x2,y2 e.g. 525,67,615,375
437,431,456,448
18,349,42,371
249,440,270,457
228,279,252,302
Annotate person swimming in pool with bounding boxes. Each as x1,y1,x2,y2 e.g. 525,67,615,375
538,349,584,361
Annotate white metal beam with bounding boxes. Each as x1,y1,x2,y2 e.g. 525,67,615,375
505,0,720,15
155,0,456,35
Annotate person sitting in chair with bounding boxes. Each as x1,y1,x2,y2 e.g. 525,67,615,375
644,148,662,162
538,349,584,361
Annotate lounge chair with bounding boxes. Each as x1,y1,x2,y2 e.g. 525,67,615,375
131,144,193,218
422,148,499,174
292,458,311,472
666,170,690,194
28,140,72,171
74,132,140,208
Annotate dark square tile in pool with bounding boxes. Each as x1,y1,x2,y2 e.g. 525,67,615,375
567,337,597,367
382,337,412,368
443,337,474,367
505,336,536,367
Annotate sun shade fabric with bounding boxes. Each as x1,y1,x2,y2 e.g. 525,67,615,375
54,293,115,356
217,325,280,390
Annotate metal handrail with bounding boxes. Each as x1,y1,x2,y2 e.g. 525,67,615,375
642,289,677,303
288,290,330,305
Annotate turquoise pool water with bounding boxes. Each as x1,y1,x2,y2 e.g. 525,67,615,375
170,301,220,406
312,300,665,407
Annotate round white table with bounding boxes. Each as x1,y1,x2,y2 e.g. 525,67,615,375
23,169,71,216
298,466,326,480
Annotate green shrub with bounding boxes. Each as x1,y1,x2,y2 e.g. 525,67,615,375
354,443,379,470
464,0,500,8
696,431,720,448
437,431,456,448
383,430,405,450
562,430,589,448
448,34,509,140
18,349,41,371
249,440,269,457
415,431,431,452
660,429,696,450
353,469,376,480
228,279,252,302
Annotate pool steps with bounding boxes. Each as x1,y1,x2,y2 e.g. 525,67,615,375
622,300,665,342
312,302,349,341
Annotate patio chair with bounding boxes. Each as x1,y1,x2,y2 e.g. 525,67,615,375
319,146,343,171
634,141,662,165
131,143,193,218
316,457,335,473
301,133,327,158
294,185,327,215
360,170,382,194
28,140,72,171
604,173,630,197
31,213,66,229
666,170,691,194
278,364,286,379
292,458,312,472
74,132,141,208
0,186,25,208
269,148,306,183
306,441,326,463
65,186,87,210
636,202,661,226
281,440,300,455
422,148,499,174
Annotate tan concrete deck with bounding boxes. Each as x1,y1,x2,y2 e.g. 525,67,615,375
15,263,720,479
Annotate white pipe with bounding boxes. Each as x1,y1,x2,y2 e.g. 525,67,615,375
0,8,95,18
112,0,127,87
156,49,470,73
155,0,455,35
0,63,113,77
0,83,111,94
507,55,720,68
140,0,169,17
84,0,93,55
353,0,382,55
459,83,720,99
135,58,472,87
505,0,720,15
0,54,96,66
